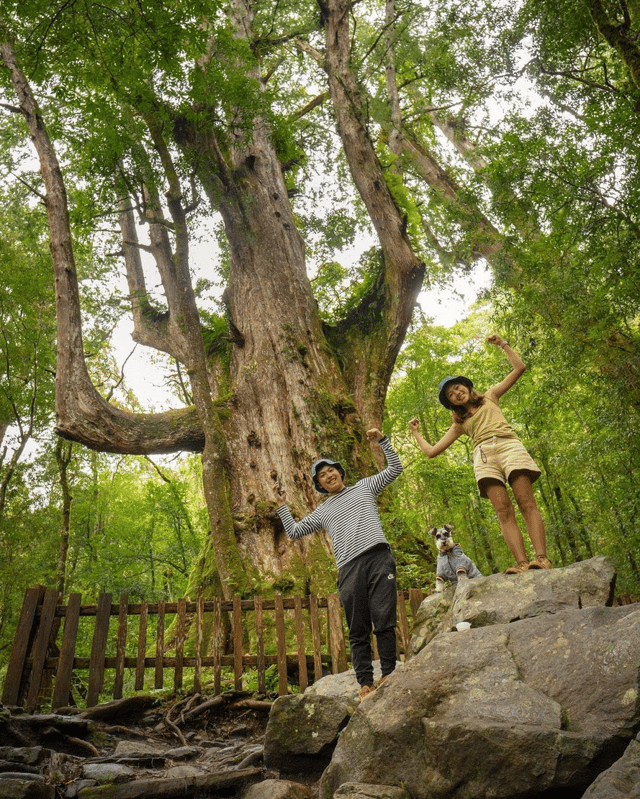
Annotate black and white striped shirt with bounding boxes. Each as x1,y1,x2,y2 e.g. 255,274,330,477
276,437,403,569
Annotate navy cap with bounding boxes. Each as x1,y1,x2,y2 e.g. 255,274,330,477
310,458,346,493
438,375,473,410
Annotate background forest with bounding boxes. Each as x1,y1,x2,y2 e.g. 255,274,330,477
1,0,639,683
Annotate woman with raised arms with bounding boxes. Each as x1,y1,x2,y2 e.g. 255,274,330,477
408,334,551,574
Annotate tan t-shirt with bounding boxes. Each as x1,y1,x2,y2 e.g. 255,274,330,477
460,395,518,446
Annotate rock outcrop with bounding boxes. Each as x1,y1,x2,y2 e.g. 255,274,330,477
408,555,616,654
264,557,640,799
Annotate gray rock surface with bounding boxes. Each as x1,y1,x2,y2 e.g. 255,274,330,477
0,747,48,766
333,784,411,798
81,762,135,784
264,693,357,773
318,574,640,798
243,777,314,798
0,772,54,798
409,555,616,655
112,741,161,758
581,733,640,798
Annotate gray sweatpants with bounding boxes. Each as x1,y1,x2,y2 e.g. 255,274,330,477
337,543,397,687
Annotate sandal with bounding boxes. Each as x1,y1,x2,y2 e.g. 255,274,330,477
504,560,530,575
529,555,553,570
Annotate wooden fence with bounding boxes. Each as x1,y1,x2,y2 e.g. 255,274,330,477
1,586,426,713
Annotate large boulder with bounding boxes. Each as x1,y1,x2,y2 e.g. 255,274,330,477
319,601,640,799
263,693,357,774
0,775,54,799
409,556,616,656
264,661,401,773
261,558,637,798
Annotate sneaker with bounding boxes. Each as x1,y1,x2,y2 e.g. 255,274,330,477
358,684,376,701
376,674,390,689
504,560,530,575
529,555,553,570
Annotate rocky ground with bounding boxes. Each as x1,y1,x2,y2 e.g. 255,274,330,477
0,691,320,798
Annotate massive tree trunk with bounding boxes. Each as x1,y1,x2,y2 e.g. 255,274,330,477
0,0,424,601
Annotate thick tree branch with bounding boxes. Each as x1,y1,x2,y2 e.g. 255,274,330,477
583,0,640,93
399,132,505,265
118,197,177,359
322,0,424,422
428,113,489,171
324,0,422,276
0,39,206,455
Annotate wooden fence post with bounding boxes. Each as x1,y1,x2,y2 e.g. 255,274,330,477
25,588,59,713
326,593,348,673
397,591,410,656
113,595,128,700
210,597,222,695
174,598,187,692
86,593,113,708
135,602,148,691
233,596,243,691
274,593,288,696
194,597,203,694
2,585,45,707
51,592,82,710
293,596,308,692
155,600,165,689
308,594,323,683
254,596,266,694
408,588,425,618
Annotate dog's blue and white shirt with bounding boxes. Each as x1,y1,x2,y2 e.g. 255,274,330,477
437,544,482,583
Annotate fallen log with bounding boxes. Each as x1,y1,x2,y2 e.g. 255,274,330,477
77,695,157,721
71,766,263,798
233,699,274,712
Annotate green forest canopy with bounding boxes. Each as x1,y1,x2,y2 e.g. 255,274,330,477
0,0,639,671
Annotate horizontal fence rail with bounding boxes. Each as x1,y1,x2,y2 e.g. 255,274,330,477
2,586,427,712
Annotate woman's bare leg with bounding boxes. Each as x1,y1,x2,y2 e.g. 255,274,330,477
483,479,528,563
509,472,547,557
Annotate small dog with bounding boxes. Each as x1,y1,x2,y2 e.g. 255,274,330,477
429,524,482,592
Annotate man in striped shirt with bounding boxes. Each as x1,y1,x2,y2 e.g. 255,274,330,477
273,429,403,700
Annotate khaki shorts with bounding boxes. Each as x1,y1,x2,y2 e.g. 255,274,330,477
473,436,541,499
